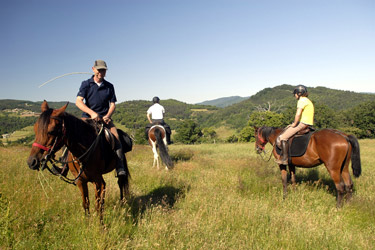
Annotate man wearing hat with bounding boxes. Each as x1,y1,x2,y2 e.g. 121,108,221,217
75,60,126,176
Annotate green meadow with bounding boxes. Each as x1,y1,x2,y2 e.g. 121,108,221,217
1,141,374,249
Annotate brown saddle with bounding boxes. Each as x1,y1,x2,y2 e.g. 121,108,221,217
276,126,316,158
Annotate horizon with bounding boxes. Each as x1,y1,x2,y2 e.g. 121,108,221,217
2,0,374,104
0,84,373,105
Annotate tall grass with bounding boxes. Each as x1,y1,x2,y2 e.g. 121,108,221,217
1,141,374,249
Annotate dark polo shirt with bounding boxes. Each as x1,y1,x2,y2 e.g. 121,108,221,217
77,76,117,118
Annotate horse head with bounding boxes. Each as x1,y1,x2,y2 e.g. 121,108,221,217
254,126,268,154
27,100,68,170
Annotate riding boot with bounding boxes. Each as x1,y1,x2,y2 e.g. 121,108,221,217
280,140,289,165
115,148,126,177
166,132,172,145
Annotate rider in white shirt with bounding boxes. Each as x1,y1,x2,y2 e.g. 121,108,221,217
146,97,172,144
147,101,165,122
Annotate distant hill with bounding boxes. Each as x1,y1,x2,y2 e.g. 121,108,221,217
197,96,249,108
1,85,375,136
0,99,81,116
195,84,375,129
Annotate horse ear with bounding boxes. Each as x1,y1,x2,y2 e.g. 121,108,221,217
253,126,258,130
54,102,69,116
41,100,49,112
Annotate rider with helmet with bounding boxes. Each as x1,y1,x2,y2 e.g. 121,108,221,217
277,85,315,165
145,97,172,144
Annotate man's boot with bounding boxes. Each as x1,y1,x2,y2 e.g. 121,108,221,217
115,148,126,177
277,140,289,165
166,132,172,145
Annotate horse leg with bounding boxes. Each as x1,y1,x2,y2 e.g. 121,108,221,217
341,157,354,202
327,168,345,208
279,164,288,199
151,142,159,169
94,177,106,222
162,138,169,171
289,165,296,190
77,179,90,215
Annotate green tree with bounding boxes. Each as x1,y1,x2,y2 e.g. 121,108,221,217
239,111,284,142
313,103,339,129
349,101,375,138
134,127,148,145
201,127,217,142
238,126,254,142
174,120,202,144
248,111,284,128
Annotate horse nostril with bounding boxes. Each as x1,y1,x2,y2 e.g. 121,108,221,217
27,157,39,170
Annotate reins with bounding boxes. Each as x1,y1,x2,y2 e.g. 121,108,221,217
256,128,274,162
37,120,105,185
258,148,274,162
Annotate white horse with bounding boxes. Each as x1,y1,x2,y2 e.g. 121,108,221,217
148,125,174,170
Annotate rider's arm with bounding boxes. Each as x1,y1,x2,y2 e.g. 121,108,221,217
103,102,115,124
147,113,152,123
76,96,99,120
291,108,303,127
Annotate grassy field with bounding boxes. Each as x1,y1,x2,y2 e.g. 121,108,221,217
1,140,374,249
0,126,34,144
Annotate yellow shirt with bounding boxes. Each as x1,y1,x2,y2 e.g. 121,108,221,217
297,97,314,125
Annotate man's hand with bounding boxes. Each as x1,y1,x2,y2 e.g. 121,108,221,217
103,116,111,124
91,112,100,122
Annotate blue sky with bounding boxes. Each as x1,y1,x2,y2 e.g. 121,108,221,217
1,0,374,104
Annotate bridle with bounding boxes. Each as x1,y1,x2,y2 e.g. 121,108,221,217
32,116,105,185
255,127,273,162
256,128,267,151
33,117,66,171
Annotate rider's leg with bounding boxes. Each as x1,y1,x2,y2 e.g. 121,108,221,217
109,122,126,176
277,123,307,165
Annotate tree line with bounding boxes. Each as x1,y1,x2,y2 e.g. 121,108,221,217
1,85,375,145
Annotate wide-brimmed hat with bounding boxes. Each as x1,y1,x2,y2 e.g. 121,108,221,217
93,60,108,70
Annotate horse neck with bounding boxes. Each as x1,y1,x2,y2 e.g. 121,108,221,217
62,114,98,155
264,127,282,145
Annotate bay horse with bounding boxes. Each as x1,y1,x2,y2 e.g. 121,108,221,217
148,125,174,170
254,126,361,207
27,101,130,219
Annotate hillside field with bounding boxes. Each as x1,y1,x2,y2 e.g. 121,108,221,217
1,141,374,249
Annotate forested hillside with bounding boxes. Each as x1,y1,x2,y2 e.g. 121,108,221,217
0,99,81,116
197,96,249,107
196,84,375,129
1,85,375,144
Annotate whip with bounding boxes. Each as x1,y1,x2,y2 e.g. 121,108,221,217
38,72,92,88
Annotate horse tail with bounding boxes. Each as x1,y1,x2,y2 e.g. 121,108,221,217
117,157,130,200
348,135,361,178
155,128,174,169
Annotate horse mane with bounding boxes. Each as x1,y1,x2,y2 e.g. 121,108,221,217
61,113,97,144
260,126,278,140
37,108,54,135
38,109,97,144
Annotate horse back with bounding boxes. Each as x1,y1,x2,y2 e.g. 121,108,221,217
291,129,351,167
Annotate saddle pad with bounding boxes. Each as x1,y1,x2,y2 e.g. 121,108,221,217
276,131,314,157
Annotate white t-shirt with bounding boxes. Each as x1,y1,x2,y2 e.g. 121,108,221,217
147,103,165,120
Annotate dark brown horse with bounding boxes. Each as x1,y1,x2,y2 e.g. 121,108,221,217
254,126,361,207
148,125,174,170
27,101,130,219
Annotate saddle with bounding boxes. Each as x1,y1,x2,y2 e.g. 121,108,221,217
104,128,132,153
276,126,316,158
